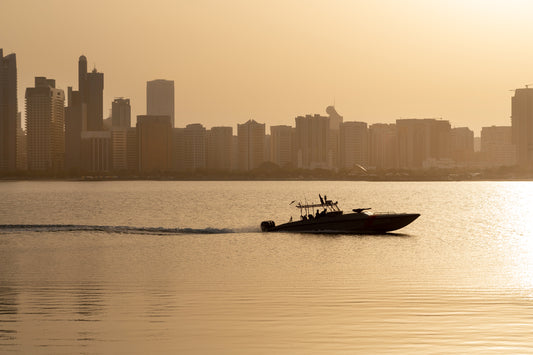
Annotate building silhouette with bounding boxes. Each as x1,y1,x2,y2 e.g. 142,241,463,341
65,87,85,170
396,119,451,169
238,119,265,171
110,128,128,171
340,121,368,170
85,68,104,131
66,55,106,171
295,114,330,169
327,106,343,170
511,87,533,166
481,126,516,167
126,127,138,172
147,79,174,127
81,131,111,172
0,49,18,171
16,112,27,170
369,123,397,169
183,124,206,171
270,125,293,168
137,115,172,172
25,77,65,171
207,126,233,171
111,98,131,128
451,127,474,165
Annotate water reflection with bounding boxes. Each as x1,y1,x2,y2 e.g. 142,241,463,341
0,286,17,347
74,284,104,320
2,181,533,353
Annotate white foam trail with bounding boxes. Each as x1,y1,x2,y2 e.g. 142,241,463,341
0,224,236,235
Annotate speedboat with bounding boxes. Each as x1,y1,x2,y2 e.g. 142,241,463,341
261,195,419,234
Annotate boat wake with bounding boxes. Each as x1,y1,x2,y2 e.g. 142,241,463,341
0,224,236,235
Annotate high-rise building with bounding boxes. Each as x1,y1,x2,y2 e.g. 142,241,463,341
111,128,128,171
481,126,516,167
81,131,111,172
78,55,87,101
172,128,185,172
183,124,206,171
137,115,173,172
511,87,533,166
340,121,368,169
16,112,27,170
396,118,451,169
126,127,138,172
26,77,65,171
451,127,474,164
111,98,131,128
327,106,343,170
0,49,18,171
65,87,86,171
77,55,104,131
207,126,233,171
147,79,174,127
238,119,265,171
85,68,104,131
369,123,397,169
294,114,330,169
270,125,293,168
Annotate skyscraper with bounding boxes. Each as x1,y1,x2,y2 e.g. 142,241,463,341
76,55,104,131
369,123,397,169
396,118,451,169
0,49,18,171
327,106,343,170
137,115,173,172
294,114,330,169
450,127,474,164
340,121,368,169
511,87,533,166
237,119,265,171
207,126,233,171
270,125,293,168
481,126,516,167
111,98,131,128
26,77,65,171
86,68,104,131
147,79,174,127
183,123,206,171
65,87,85,170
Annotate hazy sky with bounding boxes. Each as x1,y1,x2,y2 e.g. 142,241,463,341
3,0,533,134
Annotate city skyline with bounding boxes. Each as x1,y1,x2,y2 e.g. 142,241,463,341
3,47,532,176
3,1,533,134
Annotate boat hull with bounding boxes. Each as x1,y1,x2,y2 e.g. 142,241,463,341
261,212,420,234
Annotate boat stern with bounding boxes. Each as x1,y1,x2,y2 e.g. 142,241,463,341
260,220,276,232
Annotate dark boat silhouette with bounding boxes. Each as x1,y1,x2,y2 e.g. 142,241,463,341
261,195,419,234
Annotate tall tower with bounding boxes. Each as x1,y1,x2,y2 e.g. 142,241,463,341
237,119,265,171
111,98,131,128
136,115,173,172
146,79,174,127
26,77,65,171
511,87,533,166
86,68,104,131
78,55,87,102
0,49,18,171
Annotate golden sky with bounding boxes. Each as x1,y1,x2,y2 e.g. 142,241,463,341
3,0,533,134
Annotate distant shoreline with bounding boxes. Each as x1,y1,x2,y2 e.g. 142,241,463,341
2,175,533,182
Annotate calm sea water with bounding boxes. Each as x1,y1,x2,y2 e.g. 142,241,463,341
1,180,533,354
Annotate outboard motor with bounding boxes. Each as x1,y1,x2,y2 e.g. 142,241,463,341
261,220,275,232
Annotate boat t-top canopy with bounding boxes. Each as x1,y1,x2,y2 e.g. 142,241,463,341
294,194,342,216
